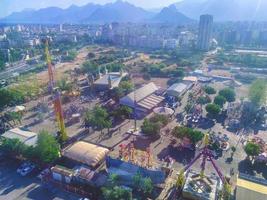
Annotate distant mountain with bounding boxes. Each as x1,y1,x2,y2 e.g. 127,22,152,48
85,1,153,23
152,5,193,24
0,1,153,24
174,0,267,21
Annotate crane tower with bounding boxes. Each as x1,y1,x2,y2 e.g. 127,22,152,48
44,39,67,141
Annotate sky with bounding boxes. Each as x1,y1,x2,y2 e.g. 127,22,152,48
0,0,183,18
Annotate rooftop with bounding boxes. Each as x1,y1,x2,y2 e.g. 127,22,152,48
2,128,38,146
62,141,109,168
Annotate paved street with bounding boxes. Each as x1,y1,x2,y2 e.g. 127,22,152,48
0,159,81,200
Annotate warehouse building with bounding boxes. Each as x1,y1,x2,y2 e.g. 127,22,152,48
119,82,164,113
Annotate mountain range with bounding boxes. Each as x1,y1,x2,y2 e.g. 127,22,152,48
1,0,267,24
174,0,267,21
0,1,192,25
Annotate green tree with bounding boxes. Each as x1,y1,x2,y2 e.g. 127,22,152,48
172,126,204,144
57,77,73,92
141,118,160,136
102,186,132,200
108,174,120,187
142,178,153,195
0,59,5,71
176,170,185,188
84,106,112,133
184,103,193,113
214,95,226,107
0,138,26,156
219,88,235,102
197,96,211,105
133,173,142,190
206,103,221,118
244,142,260,158
112,106,133,121
0,88,25,110
249,79,267,107
5,111,23,125
119,81,134,94
35,130,60,164
81,61,98,74
204,86,216,95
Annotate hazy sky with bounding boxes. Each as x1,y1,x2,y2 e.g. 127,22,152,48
0,0,183,18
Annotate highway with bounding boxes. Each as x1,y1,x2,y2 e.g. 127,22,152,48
0,56,42,81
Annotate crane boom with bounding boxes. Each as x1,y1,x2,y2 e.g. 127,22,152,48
44,39,67,142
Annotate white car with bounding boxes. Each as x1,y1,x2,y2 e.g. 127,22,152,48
20,164,35,176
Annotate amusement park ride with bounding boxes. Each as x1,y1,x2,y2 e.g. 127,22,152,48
177,133,231,196
44,39,67,141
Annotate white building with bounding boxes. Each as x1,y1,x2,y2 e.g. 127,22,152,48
120,82,164,112
2,128,38,146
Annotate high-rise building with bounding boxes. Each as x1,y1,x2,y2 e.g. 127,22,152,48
197,14,213,51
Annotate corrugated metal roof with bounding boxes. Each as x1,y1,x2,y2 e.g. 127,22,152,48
120,82,158,103
167,83,188,93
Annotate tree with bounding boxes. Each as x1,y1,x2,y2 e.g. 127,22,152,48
172,126,204,145
35,130,60,164
0,59,5,71
0,88,25,110
222,183,232,200
112,106,132,121
206,103,221,118
176,170,185,188
204,86,216,95
84,106,112,133
102,186,132,200
142,178,153,195
141,118,160,136
57,77,73,92
119,81,134,94
214,95,226,107
197,96,211,105
133,173,142,190
0,138,26,156
219,88,235,102
5,111,23,125
81,61,98,74
244,142,260,158
108,174,120,187
184,103,193,113
249,79,267,107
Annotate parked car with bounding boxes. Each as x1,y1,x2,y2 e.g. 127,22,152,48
17,161,35,176
20,164,35,176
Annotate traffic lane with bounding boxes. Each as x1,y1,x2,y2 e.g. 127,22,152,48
0,159,80,200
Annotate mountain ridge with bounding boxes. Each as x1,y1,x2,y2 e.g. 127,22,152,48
0,1,192,24
174,0,267,21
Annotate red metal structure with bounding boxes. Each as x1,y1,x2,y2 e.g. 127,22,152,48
182,134,225,183
44,39,67,141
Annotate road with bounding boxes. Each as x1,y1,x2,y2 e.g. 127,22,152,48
0,159,81,200
0,56,42,80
